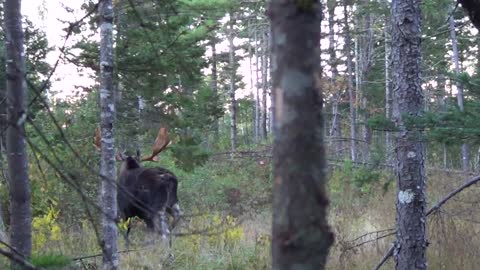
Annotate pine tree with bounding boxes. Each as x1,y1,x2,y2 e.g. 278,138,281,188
270,0,333,269
391,0,427,268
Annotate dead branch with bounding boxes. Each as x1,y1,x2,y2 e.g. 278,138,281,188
374,174,480,270
0,247,41,270
342,229,396,252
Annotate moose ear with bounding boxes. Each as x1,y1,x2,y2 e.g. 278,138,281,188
115,152,125,161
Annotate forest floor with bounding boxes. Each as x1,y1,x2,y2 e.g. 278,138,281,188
2,155,480,269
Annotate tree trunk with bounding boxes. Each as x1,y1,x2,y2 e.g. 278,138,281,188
269,1,334,269
254,29,260,143
268,26,274,134
449,9,469,172
391,0,427,268
343,1,357,162
0,82,6,155
357,2,374,162
99,0,119,269
210,38,219,140
248,26,255,143
228,11,237,153
5,0,32,263
0,48,8,245
328,0,342,158
385,17,392,166
260,28,268,140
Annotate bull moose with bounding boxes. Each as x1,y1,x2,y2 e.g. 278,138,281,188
94,127,182,245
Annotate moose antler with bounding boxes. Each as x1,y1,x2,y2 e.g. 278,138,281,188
141,127,170,162
94,126,101,151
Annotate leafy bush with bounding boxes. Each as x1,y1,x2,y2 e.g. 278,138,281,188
32,206,62,252
30,254,71,269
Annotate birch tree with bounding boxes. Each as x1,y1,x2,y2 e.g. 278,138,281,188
328,0,342,157
385,17,393,165
270,0,333,269
343,1,357,162
260,28,268,140
0,41,8,247
210,38,219,139
253,29,260,142
4,0,32,263
449,8,469,172
391,0,427,268
228,11,237,153
99,0,119,269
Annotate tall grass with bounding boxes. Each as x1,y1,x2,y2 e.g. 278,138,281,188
3,157,480,269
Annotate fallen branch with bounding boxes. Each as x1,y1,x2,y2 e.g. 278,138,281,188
72,247,153,261
0,247,41,270
374,174,480,270
344,231,395,251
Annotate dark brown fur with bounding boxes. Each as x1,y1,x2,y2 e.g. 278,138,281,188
117,156,180,243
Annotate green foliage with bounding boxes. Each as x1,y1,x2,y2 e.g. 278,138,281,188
454,72,480,99
330,160,391,199
170,134,211,171
32,207,62,252
26,91,100,224
177,157,271,211
367,115,396,131
30,254,71,269
351,167,382,193
421,107,480,145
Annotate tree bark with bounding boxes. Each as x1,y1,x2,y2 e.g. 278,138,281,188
0,46,8,248
449,9,469,172
391,0,427,269
4,0,32,263
260,28,268,140
385,17,393,166
210,38,219,140
228,11,237,153
328,0,342,158
0,81,6,156
248,25,255,143
254,29,260,143
269,1,334,269
99,0,119,269
357,1,374,162
343,1,357,162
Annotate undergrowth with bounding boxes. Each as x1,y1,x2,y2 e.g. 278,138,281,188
1,155,480,269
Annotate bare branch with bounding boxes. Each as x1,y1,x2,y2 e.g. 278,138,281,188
0,245,41,270
374,174,480,269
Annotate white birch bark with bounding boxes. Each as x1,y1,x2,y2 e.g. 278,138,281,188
99,0,119,269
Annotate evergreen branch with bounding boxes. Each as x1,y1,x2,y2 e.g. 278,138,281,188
26,0,102,109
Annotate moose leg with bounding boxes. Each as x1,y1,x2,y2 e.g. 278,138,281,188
170,203,182,229
155,209,175,261
154,209,170,242
143,218,157,246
